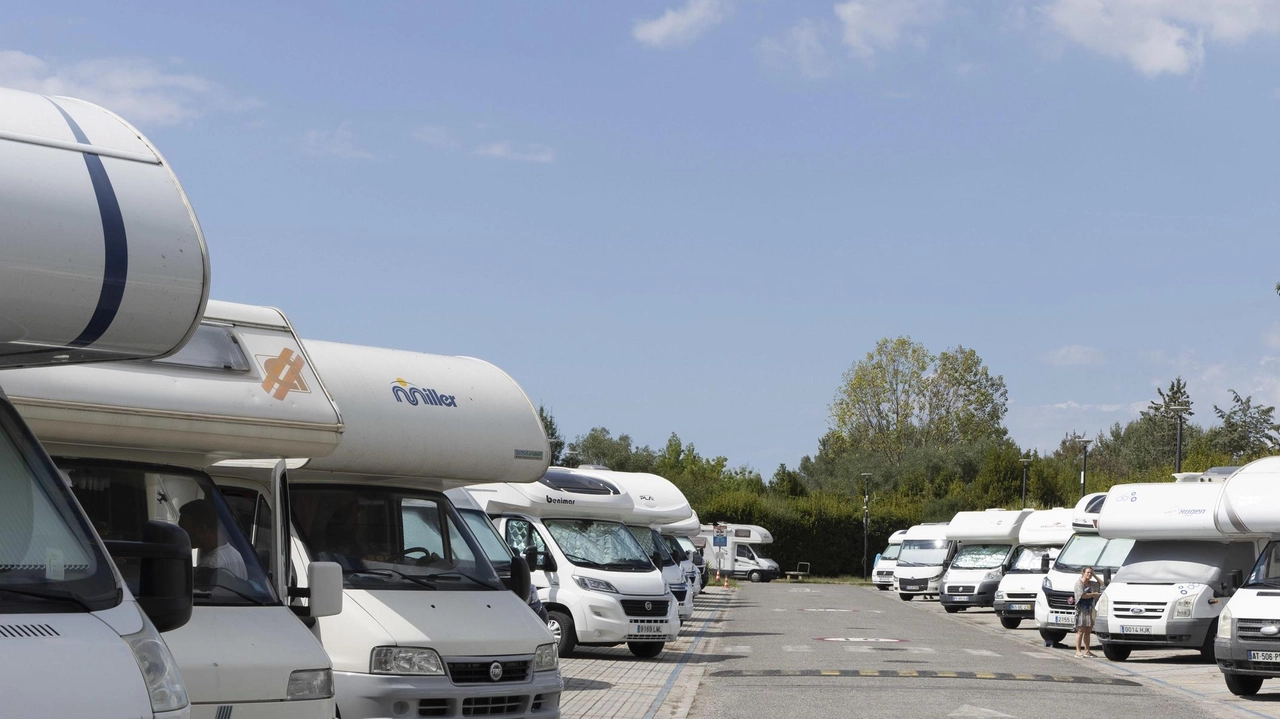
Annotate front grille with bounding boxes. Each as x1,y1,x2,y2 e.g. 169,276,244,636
1113,601,1165,619
419,698,448,717
448,660,530,684
947,585,975,594
899,580,926,592
672,589,687,602
622,599,669,617
1246,660,1280,671
1044,589,1076,610
1007,593,1036,600
462,695,523,716
876,571,893,579
1238,619,1280,643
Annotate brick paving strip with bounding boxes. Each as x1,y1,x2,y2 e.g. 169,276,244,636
560,586,733,719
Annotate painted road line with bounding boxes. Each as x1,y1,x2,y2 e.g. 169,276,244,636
1020,652,1055,660
782,645,813,652
815,637,906,643
963,649,1001,657
707,669,1141,686
801,608,854,612
722,645,752,653
640,588,730,719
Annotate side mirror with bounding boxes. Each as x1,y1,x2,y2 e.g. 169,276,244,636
1040,554,1051,573
105,520,194,633
305,562,344,618
1230,569,1245,589
651,551,663,568
1103,568,1113,585
522,546,539,570
504,555,532,603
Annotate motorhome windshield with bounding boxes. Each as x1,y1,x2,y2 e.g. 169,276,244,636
951,544,1010,570
0,409,118,613
676,536,700,558
1054,535,1134,573
292,485,503,591
62,460,276,607
1008,545,1061,574
1247,541,1280,588
458,508,512,573
1115,540,1258,586
662,535,687,562
899,539,949,567
880,544,901,561
627,526,674,567
543,519,654,571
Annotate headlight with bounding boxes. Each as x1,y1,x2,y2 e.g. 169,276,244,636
575,576,619,593
1042,576,1052,590
995,590,1005,600
1096,593,1109,617
123,610,188,714
1219,606,1233,639
984,570,1002,582
371,647,444,675
286,669,334,700
534,643,559,671
1174,596,1195,619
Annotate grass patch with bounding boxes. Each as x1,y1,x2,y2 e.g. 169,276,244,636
781,575,874,586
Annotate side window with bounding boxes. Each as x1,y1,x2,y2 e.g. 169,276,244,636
736,544,752,560
219,486,273,572
253,495,273,572
505,519,547,557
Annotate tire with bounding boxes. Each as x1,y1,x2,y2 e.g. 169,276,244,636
877,584,890,591
546,610,576,657
1000,617,1022,630
1224,672,1264,697
628,641,664,658
1039,628,1067,645
1102,643,1131,661
1201,621,1218,662
944,605,961,614
900,593,913,602
749,570,763,583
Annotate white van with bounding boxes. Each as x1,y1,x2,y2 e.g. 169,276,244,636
214,338,564,718
940,509,1032,613
0,84,213,718
1,301,349,719
697,524,781,583
660,511,704,597
993,508,1072,629
1034,493,1135,645
893,523,953,601
1095,480,1262,662
605,471,695,622
1211,458,1280,695
473,468,680,658
872,529,908,590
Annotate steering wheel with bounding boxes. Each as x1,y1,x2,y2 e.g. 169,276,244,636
399,546,442,565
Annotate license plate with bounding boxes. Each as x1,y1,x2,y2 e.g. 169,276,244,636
1010,603,1032,611
1120,625,1152,634
633,623,666,635
1053,614,1074,625
946,595,964,601
1249,651,1280,662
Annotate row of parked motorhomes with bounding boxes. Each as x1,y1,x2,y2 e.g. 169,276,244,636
0,85,735,719
870,463,1280,696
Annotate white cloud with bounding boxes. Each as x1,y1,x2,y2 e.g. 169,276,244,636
833,0,945,58
633,0,731,48
413,125,459,151
759,19,835,79
303,122,374,160
475,142,555,164
0,50,251,127
1042,0,1280,77
1042,344,1108,366
1050,400,1131,412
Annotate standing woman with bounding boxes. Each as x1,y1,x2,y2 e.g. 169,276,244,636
1074,566,1103,658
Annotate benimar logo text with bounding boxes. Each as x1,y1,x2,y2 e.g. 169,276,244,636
391,378,458,408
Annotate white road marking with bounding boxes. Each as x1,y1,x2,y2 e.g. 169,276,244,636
802,608,854,612
723,645,752,653
962,649,1000,657
949,706,1016,718
1021,651,1056,660
783,645,813,652
907,647,936,654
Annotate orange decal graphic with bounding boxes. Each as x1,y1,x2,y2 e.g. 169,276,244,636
260,348,309,400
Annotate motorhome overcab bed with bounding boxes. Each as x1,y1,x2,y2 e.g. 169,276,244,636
697,524,780,583
1,301,347,719
214,338,563,719
872,530,908,590
993,508,1072,629
940,509,1031,612
471,468,681,659
894,523,953,601
1095,479,1261,662
1035,493,1134,645
0,85,213,719
605,470,696,622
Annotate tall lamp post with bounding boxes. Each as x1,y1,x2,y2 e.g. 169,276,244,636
1169,404,1190,473
1020,457,1033,509
1071,436,1093,499
861,472,872,579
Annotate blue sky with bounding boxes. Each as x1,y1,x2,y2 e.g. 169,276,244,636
6,1,1280,474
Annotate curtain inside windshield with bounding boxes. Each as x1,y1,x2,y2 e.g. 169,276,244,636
951,544,1010,570
899,539,948,566
1009,545,1060,572
881,544,901,560
544,519,652,569
1055,535,1135,571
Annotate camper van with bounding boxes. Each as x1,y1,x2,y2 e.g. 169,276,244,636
607,471,695,622
660,511,704,597
993,508,1073,629
1212,458,1280,695
894,523,953,601
872,530,908,590
472,468,681,659
0,85,213,718
940,510,1032,612
698,524,780,583
445,487,548,622
1095,480,1261,662
1,301,349,719
1034,493,1134,645
213,338,564,718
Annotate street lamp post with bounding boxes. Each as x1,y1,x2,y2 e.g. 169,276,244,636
1169,405,1190,473
1071,436,1093,499
861,472,872,579
1020,458,1033,509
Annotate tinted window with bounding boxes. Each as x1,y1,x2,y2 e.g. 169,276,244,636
537,469,619,495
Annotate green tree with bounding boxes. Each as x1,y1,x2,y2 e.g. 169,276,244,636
922,345,1009,446
1209,390,1280,461
566,427,657,472
537,404,565,466
770,464,808,497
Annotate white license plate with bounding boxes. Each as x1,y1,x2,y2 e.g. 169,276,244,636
946,595,966,601
1010,603,1032,611
1053,614,1074,625
1249,651,1280,662
633,623,666,635
1120,625,1152,634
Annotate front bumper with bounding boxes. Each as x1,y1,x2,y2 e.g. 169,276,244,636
1096,615,1214,649
994,597,1038,619
334,666,563,719
572,594,679,644
1216,636,1280,677
873,571,895,587
191,698,334,719
941,580,1000,608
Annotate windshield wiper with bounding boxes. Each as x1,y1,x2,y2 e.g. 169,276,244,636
345,568,437,590
562,553,605,569
420,572,505,591
0,586,93,612
602,561,653,571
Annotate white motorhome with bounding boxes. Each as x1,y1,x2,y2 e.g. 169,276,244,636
1212,457,1280,695
473,468,680,658
893,523,953,601
214,338,564,718
872,529,908,590
445,487,549,622
697,524,780,583
659,511,704,598
606,471,695,622
0,85,213,718
940,509,1032,613
1,301,349,719
1034,492,1134,645
1095,480,1261,662
993,508,1072,629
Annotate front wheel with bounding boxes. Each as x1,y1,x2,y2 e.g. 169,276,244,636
546,610,576,657
900,593,913,602
1224,672,1264,697
944,605,961,614
1201,621,1219,662
1102,643,1131,661
876,584,889,591
1000,617,1022,630
749,570,763,583
628,641,664,658
1039,628,1067,645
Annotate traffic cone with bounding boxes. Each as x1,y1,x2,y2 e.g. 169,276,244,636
722,576,728,589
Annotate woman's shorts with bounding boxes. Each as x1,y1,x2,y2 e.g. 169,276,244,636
1076,609,1095,628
